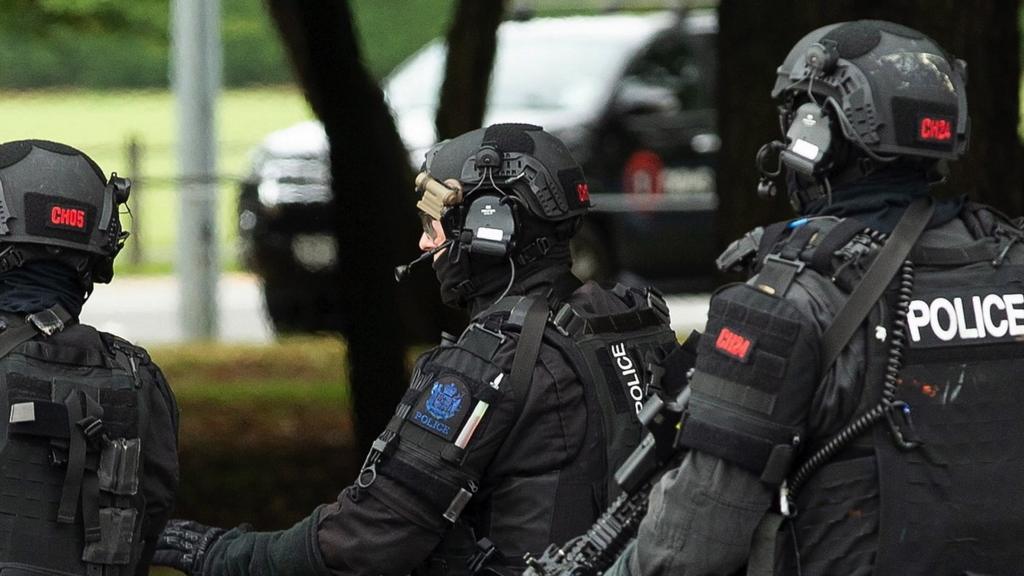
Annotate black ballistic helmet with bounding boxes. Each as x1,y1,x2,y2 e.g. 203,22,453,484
0,140,130,286
423,123,591,227
773,20,968,170
417,124,588,308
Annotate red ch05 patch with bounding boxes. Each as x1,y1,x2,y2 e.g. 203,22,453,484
49,205,87,230
715,327,754,362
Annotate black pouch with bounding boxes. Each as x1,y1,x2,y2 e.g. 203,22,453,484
97,438,141,496
81,507,138,565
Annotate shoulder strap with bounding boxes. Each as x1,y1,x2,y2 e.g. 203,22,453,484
0,304,72,359
756,221,790,265
820,198,934,373
507,297,550,392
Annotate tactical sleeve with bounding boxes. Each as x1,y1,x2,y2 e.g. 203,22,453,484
313,338,530,575
620,451,773,576
203,512,333,576
136,358,180,574
676,283,822,485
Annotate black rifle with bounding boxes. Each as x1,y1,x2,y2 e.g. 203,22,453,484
522,385,692,576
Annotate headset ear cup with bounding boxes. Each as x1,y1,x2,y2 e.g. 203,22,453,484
780,101,833,176
464,193,516,259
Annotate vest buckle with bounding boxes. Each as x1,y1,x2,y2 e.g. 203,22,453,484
27,308,65,337
755,254,805,296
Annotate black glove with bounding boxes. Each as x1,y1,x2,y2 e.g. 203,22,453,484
152,519,228,575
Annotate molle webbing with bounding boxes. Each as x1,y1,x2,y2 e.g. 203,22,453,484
1,323,144,576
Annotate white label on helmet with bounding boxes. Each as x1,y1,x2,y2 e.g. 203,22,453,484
792,139,820,160
477,227,504,241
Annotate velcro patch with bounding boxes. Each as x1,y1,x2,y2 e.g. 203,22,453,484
25,193,94,241
408,375,473,442
715,327,755,362
917,114,954,143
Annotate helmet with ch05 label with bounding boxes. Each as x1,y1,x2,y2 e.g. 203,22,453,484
0,140,131,287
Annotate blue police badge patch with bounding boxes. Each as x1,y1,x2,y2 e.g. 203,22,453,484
426,382,463,420
409,375,472,441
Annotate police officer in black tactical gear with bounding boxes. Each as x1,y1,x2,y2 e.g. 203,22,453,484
153,123,679,576
605,20,1024,576
0,140,180,575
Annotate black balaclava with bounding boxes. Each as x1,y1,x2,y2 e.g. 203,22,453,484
433,212,579,317
795,163,964,234
0,259,87,318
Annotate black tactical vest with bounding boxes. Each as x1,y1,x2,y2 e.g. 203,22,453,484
0,309,167,576
871,232,1024,575
420,282,678,576
737,206,1024,575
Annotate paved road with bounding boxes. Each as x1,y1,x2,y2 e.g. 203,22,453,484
80,274,710,345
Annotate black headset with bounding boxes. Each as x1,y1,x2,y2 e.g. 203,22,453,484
456,142,518,260
757,41,841,199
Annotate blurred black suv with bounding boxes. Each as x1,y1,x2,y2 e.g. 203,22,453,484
239,10,719,332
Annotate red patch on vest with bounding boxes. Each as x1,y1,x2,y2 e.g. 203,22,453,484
49,205,86,230
715,327,753,362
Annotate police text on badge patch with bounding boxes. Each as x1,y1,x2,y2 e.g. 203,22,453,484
906,290,1024,347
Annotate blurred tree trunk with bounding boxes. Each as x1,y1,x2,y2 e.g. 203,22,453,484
266,0,432,457
435,0,505,140
717,0,1022,246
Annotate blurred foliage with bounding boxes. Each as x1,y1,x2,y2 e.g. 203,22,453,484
0,0,292,88
0,0,165,34
0,0,456,89
0,0,728,89
351,0,457,79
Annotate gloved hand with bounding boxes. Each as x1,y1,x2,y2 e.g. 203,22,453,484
152,519,227,575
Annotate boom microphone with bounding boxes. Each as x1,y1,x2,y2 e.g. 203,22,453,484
395,240,453,283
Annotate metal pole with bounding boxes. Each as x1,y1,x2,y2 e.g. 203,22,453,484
172,0,221,340
126,137,143,268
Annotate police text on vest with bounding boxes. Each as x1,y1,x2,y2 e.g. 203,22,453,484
611,342,645,414
907,293,1024,344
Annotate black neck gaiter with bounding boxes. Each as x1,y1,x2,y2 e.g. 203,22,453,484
0,260,86,318
433,240,577,317
801,167,964,234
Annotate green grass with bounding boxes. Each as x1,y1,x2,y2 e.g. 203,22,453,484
149,335,352,458
0,87,314,273
151,335,349,403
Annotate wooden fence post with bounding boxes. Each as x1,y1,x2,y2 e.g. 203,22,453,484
126,136,143,267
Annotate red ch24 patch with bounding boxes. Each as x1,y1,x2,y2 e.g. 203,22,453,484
918,115,953,142
715,327,754,363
